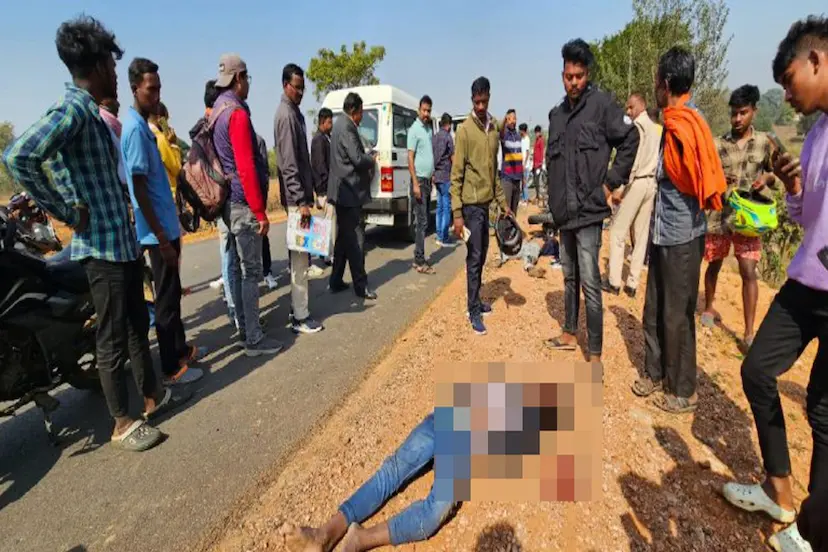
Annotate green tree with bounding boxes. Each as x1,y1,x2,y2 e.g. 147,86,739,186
592,16,692,108
798,112,820,136
306,41,386,102
755,89,779,132
267,148,278,176
592,0,732,134
0,122,17,195
755,88,796,132
759,186,803,286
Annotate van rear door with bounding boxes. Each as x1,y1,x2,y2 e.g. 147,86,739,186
389,104,416,200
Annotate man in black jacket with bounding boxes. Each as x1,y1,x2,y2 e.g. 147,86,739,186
328,92,378,300
544,39,639,362
274,63,323,335
311,108,333,208
311,108,334,266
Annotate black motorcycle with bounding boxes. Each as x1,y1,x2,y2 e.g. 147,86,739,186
0,207,99,442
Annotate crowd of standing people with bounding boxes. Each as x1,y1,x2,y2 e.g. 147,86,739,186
281,17,828,552
2,11,828,552
0,16,384,451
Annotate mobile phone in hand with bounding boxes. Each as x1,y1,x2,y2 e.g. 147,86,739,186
819,247,828,272
768,132,788,164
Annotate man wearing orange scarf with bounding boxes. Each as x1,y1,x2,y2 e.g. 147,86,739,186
631,47,726,414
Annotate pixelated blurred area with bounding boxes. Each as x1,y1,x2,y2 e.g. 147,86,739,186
434,362,603,503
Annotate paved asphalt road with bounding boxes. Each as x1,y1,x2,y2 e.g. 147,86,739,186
0,221,466,552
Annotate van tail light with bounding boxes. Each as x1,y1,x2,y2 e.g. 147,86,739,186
380,166,394,192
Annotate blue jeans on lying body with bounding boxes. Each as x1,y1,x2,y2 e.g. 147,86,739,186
338,413,456,545
435,182,452,244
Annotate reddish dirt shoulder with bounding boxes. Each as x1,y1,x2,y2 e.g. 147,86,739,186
208,210,816,552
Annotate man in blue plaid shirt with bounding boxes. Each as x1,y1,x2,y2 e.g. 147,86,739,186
3,16,189,452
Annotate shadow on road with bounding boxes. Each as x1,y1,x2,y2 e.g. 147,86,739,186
619,424,772,551
610,305,645,375
0,224,465,517
473,521,524,552
482,277,526,310
691,369,763,482
0,385,110,512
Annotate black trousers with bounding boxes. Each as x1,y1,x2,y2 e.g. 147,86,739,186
413,178,432,266
742,279,828,492
463,203,489,317
501,178,521,215
331,204,368,294
84,258,158,418
262,235,272,276
643,236,704,398
147,239,188,376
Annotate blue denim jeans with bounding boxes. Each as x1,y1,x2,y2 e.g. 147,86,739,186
435,182,452,243
339,413,456,545
559,223,604,355
225,202,264,345
217,217,237,328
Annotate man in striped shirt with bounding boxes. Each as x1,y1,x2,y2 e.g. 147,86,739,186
3,16,188,452
500,109,524,216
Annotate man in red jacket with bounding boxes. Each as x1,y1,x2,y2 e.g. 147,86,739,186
211,53,283,357
531,125,545,203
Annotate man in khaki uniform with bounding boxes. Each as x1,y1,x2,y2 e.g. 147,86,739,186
603,93,662,298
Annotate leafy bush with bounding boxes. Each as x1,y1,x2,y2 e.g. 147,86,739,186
759,187,803,287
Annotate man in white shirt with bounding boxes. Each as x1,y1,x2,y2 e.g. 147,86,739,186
519,123,531,203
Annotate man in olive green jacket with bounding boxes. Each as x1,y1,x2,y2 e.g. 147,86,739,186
451,76,510,336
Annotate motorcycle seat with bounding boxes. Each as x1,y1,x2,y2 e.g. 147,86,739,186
44,250,89,294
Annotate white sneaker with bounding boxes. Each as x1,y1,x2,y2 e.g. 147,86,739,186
307,265,324,278
264,274,279,289
722,482,796,523
768,524,813,552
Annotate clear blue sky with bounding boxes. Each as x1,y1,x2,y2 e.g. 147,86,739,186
1,0,825,146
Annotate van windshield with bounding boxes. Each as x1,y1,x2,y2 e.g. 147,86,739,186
332,109,379,149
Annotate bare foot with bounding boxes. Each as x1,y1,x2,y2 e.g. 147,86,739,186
279,522,328,552
340,524,364,552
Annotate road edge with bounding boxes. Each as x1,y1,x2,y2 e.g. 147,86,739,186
190,256,468,552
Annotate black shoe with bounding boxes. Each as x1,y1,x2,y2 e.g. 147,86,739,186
624,286,637,298
357,289,378,300
329,281,350,294
601,280,620,295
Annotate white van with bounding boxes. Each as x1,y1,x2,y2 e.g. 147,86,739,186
320,85,437,241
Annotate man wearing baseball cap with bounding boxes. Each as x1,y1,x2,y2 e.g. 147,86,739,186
211,53,283,357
